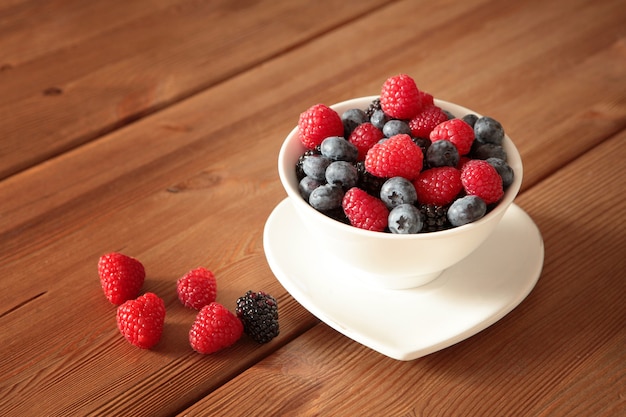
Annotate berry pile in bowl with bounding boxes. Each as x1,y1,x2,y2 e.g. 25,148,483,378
278,74,523,289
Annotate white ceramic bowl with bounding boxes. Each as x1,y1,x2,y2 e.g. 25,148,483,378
278,96,523,290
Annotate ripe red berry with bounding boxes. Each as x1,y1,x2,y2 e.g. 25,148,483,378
364,134,423,180
116,292,166,349
430,118,475,155
461,159,504,204
409,105,449,138
176,267,217,310
414,167,463,206
298,104,344,150
348,122,385,161
189,302,244,354
380,74,424,120
342,187,389,232
98,252,145,305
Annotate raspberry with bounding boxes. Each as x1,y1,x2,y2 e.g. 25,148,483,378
419,91,435,107
409,105,449,138
189,302,244,354
430,118,475,156
298,104,344,150
342,187,389,231
98,252,145,305
380,74,424,120
116,292,165,349
176,267,217,310
348,122,384,160
236,291,279,344
460,159,504,204
414,167,463,206
364,134,423,180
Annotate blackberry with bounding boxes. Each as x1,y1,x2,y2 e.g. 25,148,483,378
356,161,386,196
365,98,382,118
419,204,451,232
236,291,279,344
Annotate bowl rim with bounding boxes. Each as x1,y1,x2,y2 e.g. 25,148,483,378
278,95,523,240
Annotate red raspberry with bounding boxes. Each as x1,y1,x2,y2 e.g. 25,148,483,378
189,302,244,354
461,159,504,204
409,105,449,138
419,91,435,107
176,267,217,310
348,122,385,160
342,187,389,232
298,104,344,150
116,292,166,349
364,134,423,180
98,252,145,305
414,167,463,206
380,74,424,120
430,118,475,155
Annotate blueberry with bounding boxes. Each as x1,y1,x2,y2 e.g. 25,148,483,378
474,116,504,145
299,176,322,200
380,177,417,209
325,161,358,189
309,184,344,211
486,157,514,189
447,195,487,226
462,113,479,128
382,119,411,138
320,136,358,162
388,204,423,234
426,140,459,167
370,109,388,130
302,154,331,181
342,108,368,136
472,143,507,161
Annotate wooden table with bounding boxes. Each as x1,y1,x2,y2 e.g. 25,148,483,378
1,0,624,415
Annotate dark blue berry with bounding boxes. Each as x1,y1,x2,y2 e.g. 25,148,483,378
370,109,388,130
299,176,322,200
388,204,423,234
462,113,479,127
320,136,358,162
443,110,455,120
472,143,507,161
426,140,459,167
447,195,487,226
486,157,514,189
380,177,417,209
382,119,411,137
474,116,504,145
325,161,358,189
302,154,331,181
309,184,343,211
342,108,368,136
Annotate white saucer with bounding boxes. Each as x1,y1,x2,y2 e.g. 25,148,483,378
263,198,544,361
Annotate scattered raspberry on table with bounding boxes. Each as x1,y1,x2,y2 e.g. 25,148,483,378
98,252,145,305
189,302,244,354
116,292,166,349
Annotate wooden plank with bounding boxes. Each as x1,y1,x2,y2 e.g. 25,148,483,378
176,130,626,417
0,0,625,414
0,0,393,179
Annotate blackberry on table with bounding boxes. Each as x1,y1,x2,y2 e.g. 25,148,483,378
236,291,279,344
419,204,451,232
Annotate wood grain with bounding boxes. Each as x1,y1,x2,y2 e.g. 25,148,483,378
0,0,393,179
178,131,626,417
